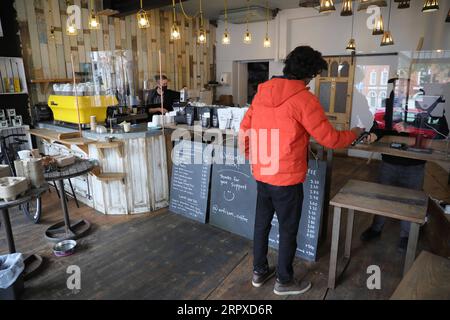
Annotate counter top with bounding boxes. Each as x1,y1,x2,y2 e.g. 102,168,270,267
36,122,165,140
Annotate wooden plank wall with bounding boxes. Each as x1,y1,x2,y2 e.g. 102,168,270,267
14,0,216,103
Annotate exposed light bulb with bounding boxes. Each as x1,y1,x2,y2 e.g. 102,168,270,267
66,23,77,36
222,31,230,45
170,24,181,40
243,31,252,44
137,10,150,29
89,13,100,30
198,29,207,44
263,35,271,48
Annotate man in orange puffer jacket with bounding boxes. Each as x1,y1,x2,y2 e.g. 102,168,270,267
239,46,363,296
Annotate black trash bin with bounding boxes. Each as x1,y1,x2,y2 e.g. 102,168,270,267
0,254,25,300
0,274,24,300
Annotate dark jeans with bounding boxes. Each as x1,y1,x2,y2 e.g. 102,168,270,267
371,161,425,238
253,181,303,284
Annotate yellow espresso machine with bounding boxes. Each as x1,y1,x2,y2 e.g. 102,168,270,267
48,94,118,126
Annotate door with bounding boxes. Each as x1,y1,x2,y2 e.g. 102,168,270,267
315,56,355,130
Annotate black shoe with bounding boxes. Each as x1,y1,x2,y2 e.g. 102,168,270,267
273,279,312,296
397,237,408,253
252,267,276,288
360,227,382,242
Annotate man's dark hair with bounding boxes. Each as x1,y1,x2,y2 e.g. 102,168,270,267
283,46,328,80
155,74,168,82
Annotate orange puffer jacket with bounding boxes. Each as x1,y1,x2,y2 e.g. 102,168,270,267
239,78,357,186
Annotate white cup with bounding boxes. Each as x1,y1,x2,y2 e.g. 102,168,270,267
18,150,32,160
153,115,162,126
123,123,131,133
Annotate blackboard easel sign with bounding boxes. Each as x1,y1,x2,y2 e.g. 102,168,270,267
269,160,327,261
169,140,213,223
209,147,257,239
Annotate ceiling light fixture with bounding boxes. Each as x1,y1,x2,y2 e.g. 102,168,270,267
381,0,394,46
319,0,336,13
170,0,181,40
422,0,439,13
341,0,353,16
222,0,230,44
263,1,271,48
137,0,150,29
198,0,207,44
89,0,101,30
243,0,252,44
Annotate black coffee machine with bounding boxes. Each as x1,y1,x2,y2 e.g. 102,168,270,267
106,105,148,126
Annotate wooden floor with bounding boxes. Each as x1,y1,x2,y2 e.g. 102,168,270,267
1,156,449,300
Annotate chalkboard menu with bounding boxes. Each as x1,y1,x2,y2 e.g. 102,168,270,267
269,160,327,261
169,140,213,223
209,147,257,239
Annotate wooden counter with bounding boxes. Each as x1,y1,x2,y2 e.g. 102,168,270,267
32,124,169,215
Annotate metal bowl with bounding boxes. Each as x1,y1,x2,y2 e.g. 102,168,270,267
53,240,77,257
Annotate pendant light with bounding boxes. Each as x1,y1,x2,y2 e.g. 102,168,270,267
89,0,101,30
346,3,356,52
381,0,394,46
319,0,336,13
341,0,353,16
137,0,150,29
170,0,180,40
397,0,410,9
243,0,252,44
48,4,56,40
422,0,439,13
198,0,207,44
222,0,230,45
263,1,271,48
372,11,384,35
358,0,387,11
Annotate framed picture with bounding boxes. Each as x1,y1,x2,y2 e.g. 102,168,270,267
0,121,9,128
0,18,3,38
0,110,5,118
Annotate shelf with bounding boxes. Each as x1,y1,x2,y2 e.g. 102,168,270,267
30,78,80,84
93,141,124,159
90,168,126,185
0,92,28,95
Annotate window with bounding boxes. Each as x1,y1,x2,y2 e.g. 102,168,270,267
379,91,387,106
370,71,377,86
381,70,389,85
368,91,377,108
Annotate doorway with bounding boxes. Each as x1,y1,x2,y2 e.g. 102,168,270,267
248,62,269,103
233,60,270,107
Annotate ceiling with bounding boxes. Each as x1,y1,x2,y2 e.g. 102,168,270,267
103,0,349,20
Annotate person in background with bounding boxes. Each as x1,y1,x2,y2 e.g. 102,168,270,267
147,75,180,118
361,87,448,252
239,46,363,296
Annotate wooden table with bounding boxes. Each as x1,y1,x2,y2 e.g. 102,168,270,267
391,251,450,300
0,186,48,279
328,179,428,289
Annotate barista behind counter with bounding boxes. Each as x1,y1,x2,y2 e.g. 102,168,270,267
147,75,180,119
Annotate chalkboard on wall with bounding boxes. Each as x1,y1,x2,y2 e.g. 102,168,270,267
169,140,213,223
209,147,257,240
269,160,327,261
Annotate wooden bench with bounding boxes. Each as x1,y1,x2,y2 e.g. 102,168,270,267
391,251,450,300
328,179,428,289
